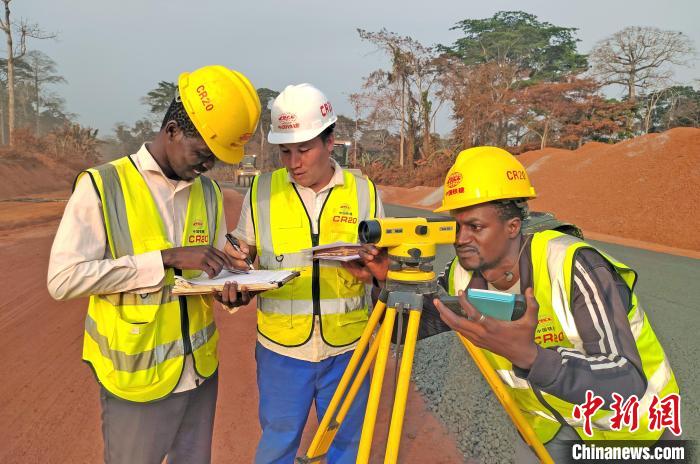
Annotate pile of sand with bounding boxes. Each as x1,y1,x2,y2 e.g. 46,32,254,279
378,127,700,252
522,127,700,251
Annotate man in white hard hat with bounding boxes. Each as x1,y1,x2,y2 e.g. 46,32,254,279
228,83,384,463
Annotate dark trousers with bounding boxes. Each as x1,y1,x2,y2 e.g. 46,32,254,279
100,372,218,464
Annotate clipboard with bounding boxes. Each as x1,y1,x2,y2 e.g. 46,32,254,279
172,269,300,295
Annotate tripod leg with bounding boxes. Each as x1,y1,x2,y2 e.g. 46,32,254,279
357,305,397,464
313,327,383,457
384,308,422,464
300,298,387,463
457,335,553,464
334,325,382,425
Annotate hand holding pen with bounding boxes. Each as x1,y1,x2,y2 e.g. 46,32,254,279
225,233,255,271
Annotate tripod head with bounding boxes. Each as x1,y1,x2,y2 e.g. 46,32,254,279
359,217,456,286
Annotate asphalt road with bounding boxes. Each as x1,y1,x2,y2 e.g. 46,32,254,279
384,203,699,442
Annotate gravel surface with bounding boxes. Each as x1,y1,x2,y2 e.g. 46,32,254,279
411,332,519,463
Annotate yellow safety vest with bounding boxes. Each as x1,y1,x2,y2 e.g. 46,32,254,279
251,168,377,347
79,156,222,402
446,230,678,442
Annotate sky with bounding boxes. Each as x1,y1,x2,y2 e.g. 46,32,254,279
14,0,700,137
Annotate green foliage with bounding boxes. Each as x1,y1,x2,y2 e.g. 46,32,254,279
0,51,69,138
0,56,33,80
108,119,157,157
334,114,356,140
256,88,279,110
441,11,588,82
141,81,177,118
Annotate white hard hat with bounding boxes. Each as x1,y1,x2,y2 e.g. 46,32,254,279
268,83,337,144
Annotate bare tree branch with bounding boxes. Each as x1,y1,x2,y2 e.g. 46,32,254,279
589,26,696,104
0,0,56,144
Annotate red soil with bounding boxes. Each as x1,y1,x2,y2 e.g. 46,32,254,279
2,127,697,462
378,127,700,253
0,186,462,463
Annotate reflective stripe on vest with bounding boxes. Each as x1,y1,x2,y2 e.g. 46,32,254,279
448,230,678,442
80,156,222,402
251,168,376,347
85,314,216,372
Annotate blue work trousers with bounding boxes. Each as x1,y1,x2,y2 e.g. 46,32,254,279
255,342,370,464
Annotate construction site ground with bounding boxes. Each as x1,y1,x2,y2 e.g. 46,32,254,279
1,127,698,462
0,188,463,464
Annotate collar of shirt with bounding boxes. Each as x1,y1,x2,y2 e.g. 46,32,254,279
286,159,345,194
134,143,195,193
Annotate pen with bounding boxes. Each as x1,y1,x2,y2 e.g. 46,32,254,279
225,233,255,270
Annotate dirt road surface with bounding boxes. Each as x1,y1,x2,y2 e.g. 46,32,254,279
0,189,463,464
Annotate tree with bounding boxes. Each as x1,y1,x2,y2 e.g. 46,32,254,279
0,0,55,144
109,119,156,156
357,28,443,171
141,81,177,122
36,91,73,133
254,87,279,170
438,58,520,147
0,54,30,142
438,11,588,149
509,77,630,149
441,11,587,82
645,85,700,132
589,27,695,105
348,92,369,166
26,50,65,134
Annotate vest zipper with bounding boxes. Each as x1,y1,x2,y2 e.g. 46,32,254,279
174,269,193,355
313,190,334,320
312,233,320,317
290,184,334,331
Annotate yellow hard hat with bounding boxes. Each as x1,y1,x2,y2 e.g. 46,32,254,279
178,65,261,164
433,146,537,213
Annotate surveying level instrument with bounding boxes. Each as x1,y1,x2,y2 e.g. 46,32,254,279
297,217,553,464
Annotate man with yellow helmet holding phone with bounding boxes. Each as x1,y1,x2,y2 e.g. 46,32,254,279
352,146,679,462
48,65,261,464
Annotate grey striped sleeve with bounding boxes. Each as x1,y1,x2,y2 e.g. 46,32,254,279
525,248,647,405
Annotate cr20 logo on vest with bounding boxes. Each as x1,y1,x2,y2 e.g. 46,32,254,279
188,233,210,244
447,172,462,189
189,218,208,243
333,203,357,224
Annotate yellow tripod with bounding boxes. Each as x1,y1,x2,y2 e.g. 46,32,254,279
298,260,437,463
297,218,553,463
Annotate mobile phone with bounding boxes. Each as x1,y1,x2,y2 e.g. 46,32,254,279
439,289,526,321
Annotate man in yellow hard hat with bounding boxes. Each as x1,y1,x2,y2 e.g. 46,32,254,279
227,83,384,464
48,65,261,464
350,146,680,462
